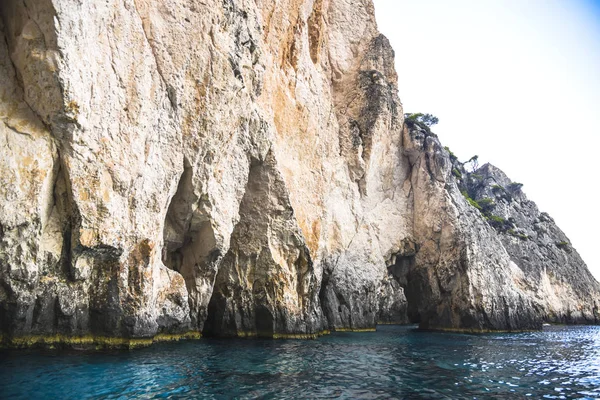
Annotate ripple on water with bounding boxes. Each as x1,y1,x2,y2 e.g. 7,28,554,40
1,325,600,399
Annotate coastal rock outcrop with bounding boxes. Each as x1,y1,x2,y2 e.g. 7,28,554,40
0,0,598,347
462,163,600,324
398,121,599,331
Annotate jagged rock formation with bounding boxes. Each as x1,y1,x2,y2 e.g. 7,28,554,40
401,121,600,331
400,122,543,331
461,163,600,324
0,0,598,347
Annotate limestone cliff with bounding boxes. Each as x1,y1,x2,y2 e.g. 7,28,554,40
399,122,600,331
0,0,597,347
462,163,600,325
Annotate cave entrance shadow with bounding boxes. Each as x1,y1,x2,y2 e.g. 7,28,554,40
388,254,421,324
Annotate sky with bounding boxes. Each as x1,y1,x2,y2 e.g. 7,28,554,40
373,0,600,280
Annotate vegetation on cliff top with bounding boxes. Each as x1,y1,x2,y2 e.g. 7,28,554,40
404,113,439,134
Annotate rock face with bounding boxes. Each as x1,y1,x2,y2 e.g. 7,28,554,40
0,0,598,346
462,163,600,324
400,121,599,331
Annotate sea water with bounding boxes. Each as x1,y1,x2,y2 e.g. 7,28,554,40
1,325,599,399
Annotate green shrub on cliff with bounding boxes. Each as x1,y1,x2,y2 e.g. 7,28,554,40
476,198,494,212
444,146,458,162
486,214,513,232
508,229,529,240
462,190,482,210
404,113,439,134
487,215,505,224
404,113,439,127
460,191,516,233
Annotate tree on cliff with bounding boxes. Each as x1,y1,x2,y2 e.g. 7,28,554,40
404,113,439,136
404,113,439,127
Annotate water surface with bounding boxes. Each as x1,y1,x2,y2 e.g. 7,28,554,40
1,325,599,399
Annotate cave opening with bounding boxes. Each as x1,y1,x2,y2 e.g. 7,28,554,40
388,254,421,323
255,304,274,337
162,158,219,329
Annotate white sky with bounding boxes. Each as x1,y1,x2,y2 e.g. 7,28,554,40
373,0,600,280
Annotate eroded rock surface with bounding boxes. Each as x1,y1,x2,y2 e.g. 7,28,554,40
0,0,598,346
401,124,545,331
462,163,600,324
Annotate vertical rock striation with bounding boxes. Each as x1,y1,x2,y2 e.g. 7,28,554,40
0,0,598,347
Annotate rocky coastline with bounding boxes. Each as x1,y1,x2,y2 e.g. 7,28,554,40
1,0,598,349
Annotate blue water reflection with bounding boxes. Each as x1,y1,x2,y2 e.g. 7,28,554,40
1,325,599,399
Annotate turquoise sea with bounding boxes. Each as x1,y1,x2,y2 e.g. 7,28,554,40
1,325,599,399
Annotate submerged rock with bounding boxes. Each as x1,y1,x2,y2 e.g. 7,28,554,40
0,0,597,347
